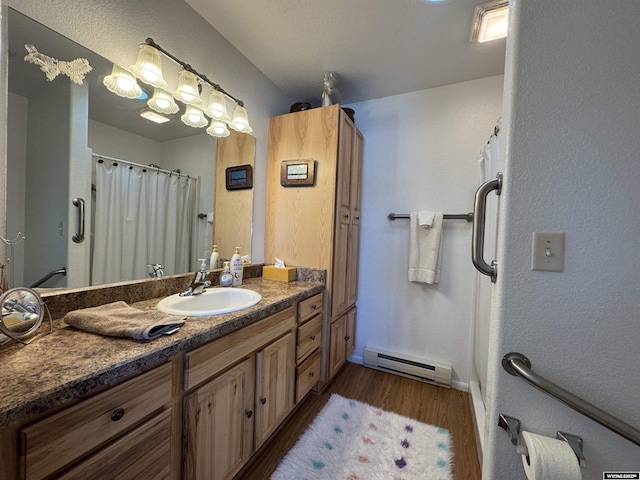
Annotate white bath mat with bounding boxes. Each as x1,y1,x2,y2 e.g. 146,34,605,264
271,394,453,480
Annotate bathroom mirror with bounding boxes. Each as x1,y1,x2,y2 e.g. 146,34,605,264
4,8,254,290
0,287,51,345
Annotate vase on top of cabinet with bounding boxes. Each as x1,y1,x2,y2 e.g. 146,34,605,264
265,104,363,386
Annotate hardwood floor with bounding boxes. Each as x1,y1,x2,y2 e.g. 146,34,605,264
237,362,481,479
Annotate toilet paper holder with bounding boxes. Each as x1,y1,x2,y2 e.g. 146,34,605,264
498,413,586,467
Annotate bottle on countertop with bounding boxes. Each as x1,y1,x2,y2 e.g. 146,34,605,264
230,246,243,287
210,244,219,270
220,261,233,287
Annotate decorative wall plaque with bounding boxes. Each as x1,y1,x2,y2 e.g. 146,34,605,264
280,159,316,187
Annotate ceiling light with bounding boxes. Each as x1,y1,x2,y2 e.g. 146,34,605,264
148,88,179,114
470,0,509,43
229,105,253,133
181,105,208,128
139,109,170,124
130,44,168,88
103,64,142,99
173,70,203,106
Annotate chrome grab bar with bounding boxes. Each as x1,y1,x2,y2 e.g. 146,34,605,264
72,197,85,243
472,172,502,282
502,352,640,447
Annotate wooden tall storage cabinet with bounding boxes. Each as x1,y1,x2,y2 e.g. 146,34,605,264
265,104,363,384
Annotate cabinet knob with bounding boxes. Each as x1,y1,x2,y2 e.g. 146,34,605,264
344,335,350,341
310,335,316,341
260,397,267,405
311,304,318,310
246,410,253,418
110,407,125,422
309,371,315,378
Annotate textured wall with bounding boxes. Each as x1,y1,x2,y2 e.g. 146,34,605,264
485,1,640,478
346,75,504,387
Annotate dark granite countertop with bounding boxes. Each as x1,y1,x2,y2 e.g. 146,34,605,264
0,276,324,428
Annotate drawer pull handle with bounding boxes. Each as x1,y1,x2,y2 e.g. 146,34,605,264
311,304,318,310
309,371,315,378
344,335,350,341
110,407,125,422
246,410,253,418
310,335,316,341
260,397,267,405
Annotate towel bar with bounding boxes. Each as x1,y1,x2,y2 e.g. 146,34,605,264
387,212,473,222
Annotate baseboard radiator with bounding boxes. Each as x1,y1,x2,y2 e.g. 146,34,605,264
363,347,452,388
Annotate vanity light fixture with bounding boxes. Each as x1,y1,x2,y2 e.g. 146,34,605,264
148,88,179,114
103,64,142,99
181,105,208,128
230,105,253,133
206,120,230,138
173,70,204,106
130,44,168,88
470,0,509,43
139,109,171,124
205,89,231,123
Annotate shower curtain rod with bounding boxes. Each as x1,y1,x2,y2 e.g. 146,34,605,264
91,153,195,180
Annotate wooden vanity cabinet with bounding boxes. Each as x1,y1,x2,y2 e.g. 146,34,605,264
182,307,296,480
266,105,364,386
18,362,174,480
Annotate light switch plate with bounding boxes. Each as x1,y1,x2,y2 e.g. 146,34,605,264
531,232,565,272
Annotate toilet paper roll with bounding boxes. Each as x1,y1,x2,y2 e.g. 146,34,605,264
521,430,582,480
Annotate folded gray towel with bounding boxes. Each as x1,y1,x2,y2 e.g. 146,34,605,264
64,301,186,341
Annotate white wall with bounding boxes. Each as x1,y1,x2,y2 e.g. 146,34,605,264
485,1,640,478
5,0,292,264
347,75,503,387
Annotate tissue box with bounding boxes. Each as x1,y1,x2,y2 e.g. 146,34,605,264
263,265,296,282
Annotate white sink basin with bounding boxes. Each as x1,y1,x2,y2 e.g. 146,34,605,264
156,288,262,317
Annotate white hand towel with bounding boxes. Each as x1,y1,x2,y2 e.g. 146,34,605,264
408,211,444,284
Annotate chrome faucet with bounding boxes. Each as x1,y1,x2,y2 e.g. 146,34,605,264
148,263,165,278
179,259,211,296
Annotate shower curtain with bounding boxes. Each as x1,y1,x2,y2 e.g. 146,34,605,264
92,161,197,285
470,120,502,450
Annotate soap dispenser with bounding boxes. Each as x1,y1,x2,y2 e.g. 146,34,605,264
220,261,233,287
210,244,219,270
230,246,243,287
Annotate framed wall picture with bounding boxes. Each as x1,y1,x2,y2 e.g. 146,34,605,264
280,159,316,187
226,164,253,190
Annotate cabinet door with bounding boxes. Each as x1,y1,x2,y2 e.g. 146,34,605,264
346,130,364,307
346,306,357,357
255,332,295,448
183,358,255,480
329,315,346,379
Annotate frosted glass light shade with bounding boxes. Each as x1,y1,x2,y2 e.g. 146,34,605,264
229,105,253,133
148,88,179,114
103,64,142,99
130,44,168,88
205,90,230,122
206,120,230,138
173,70,203,106
181,105,208,128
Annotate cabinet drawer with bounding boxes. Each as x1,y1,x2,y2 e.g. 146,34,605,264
57,409,172,480
185,306,296,390
298,293,323,324
296,314,321,363
21,362,172,480
296,350,321,403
